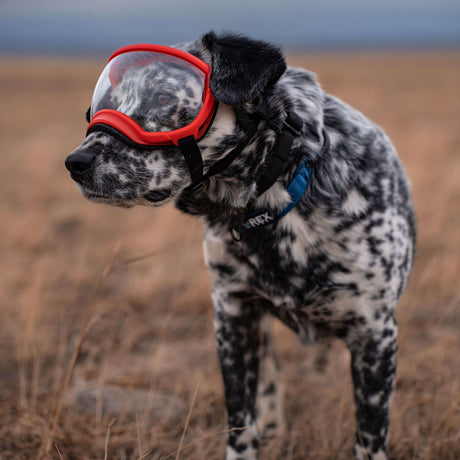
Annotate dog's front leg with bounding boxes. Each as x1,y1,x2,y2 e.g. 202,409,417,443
347,314,398,460
256,315,284,438
214,294,261,460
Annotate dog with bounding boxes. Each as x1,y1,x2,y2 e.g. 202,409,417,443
65,32,416,460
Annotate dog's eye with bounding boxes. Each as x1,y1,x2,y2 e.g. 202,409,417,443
155,93,171,106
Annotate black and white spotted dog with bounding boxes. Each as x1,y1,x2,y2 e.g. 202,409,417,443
66,32,416,460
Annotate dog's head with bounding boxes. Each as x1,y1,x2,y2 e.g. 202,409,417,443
65,32,286,208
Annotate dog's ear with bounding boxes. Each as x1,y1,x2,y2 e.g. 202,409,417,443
202,32,286,106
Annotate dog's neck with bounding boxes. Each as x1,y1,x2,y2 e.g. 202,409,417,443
175,75,325,231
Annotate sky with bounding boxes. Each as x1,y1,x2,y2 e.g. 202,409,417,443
0,0,459,54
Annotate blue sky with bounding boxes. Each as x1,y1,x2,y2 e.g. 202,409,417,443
1,0,459,54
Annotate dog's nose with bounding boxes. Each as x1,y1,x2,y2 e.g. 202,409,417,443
65,151,94,177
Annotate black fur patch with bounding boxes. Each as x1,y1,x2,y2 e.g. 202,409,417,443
202,32,286,105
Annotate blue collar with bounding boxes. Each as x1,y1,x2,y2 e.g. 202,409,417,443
242,157,312,231
241,128,330,232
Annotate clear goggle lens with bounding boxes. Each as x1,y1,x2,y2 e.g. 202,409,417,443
90,51,206,133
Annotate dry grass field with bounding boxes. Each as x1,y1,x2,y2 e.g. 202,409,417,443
0,52,459,459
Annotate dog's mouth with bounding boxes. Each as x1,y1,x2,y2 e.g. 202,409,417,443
82,190,131,207
142,189,171,202
81,188,171,207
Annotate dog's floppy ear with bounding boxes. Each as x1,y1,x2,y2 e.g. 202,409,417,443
202,32,286,106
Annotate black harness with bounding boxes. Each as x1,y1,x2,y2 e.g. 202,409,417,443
179,102,307,194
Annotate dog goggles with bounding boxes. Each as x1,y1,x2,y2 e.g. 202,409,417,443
87,44,217,147
85,44,312,194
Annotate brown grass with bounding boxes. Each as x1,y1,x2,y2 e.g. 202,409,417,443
0,52,459,459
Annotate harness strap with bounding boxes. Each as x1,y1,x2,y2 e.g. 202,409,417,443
181,106,304,192
240,128,330,233
256,111,303,195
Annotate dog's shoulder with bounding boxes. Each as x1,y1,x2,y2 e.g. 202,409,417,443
270,65,413,227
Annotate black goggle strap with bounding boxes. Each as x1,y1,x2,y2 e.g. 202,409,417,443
204,109,259,177
178,136,204,186
181,108,260,191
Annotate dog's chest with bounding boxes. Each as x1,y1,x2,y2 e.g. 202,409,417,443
205,211,364,321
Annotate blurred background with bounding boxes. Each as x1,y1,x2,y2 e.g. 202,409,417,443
1,0,460,53
0,1,459,459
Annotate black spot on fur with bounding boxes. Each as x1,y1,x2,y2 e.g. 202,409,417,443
263,382,276,396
